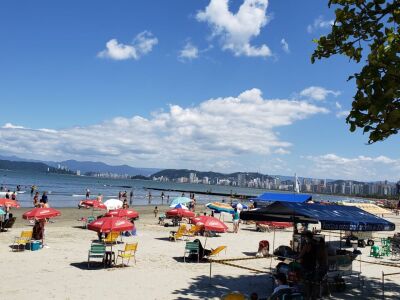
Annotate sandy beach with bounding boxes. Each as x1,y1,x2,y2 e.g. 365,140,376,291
1,206,400,300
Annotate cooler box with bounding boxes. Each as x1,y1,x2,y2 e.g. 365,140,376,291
26,241,42,251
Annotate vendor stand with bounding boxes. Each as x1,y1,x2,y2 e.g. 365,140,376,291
241,201,396,294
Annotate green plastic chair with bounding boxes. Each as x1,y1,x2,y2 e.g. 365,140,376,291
381,238,391,256
87,243,106,268
183,241,200,263
370,245,382,258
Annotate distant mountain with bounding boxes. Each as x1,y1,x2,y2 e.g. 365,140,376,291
0,159,73,175
49,160,160,176
0,155,160,177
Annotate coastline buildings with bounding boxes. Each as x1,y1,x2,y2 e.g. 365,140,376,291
152,172,400,198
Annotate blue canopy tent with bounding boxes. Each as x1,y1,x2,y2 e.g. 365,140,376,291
240,201,395,231
250,192,312,203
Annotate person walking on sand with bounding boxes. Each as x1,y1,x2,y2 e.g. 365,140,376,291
154,206,158,218
232,208,240,233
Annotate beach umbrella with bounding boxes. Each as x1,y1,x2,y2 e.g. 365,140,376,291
22,208,61,220
206,202,234,214
87,217,134,233
166,208,195,218
190,216,228,233
103,199,123,210
105,209,139,219
169,197,192,207
80,199,106,209
0,198,20,208
173,203,188,209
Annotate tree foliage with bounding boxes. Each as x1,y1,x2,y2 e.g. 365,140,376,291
312,0,400,143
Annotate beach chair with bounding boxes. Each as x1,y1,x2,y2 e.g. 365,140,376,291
185,225,202,237
169,224,188,242
183,241,200,262
103,232,120,244
12,230,33,252
117,242,138,266
87,243,106,269
205,246,227,259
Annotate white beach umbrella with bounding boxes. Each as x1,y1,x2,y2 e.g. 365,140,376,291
103,199,123,210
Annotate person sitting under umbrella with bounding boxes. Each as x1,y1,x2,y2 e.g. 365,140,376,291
32,219,46,246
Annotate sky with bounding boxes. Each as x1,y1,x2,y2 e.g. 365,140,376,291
0,0,399,182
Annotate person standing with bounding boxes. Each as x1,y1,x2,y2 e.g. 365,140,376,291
40,192,49,208
129,190,133,204
298,231,317,300
118,191,122,200
85,189,90,199
154,206,158,218
33,192,40,207
148,191,152,204
232,208,240,233
161,192,165,204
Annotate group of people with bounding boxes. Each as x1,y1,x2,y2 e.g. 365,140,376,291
32,191,49,208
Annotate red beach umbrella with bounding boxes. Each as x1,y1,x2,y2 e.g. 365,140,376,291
191,216,228,233
166,208,195,218
105,209,139,219
87,217,134,233
80,199,107,210
23,208,61,220
0,198,20,208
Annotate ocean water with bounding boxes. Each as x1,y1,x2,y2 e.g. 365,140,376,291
0,169,368,208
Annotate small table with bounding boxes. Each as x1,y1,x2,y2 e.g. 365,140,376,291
104,251,116,267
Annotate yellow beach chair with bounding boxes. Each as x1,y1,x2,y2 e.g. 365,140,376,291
169,224,188,241
117,242,138,266
185,225,203,237
205,246,227,259
13,230,33,252
103,232,120,244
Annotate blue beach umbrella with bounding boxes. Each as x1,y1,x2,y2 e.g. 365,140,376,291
169,197,192,207
173,203,189,210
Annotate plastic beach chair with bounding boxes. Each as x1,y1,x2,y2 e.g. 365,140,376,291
183,241,200,262
12,230,32,252
87,242,106,269
84,216,96,229
117,242,138,266
185,225,202,237
205,246,227,259
170,224,188,241
103,232,120,244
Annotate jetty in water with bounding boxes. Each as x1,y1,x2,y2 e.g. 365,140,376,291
144,187,255,199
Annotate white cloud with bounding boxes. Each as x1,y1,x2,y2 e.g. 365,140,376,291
335,101,342,109
179,42,199,61
274,148,290,155
98,31,158,60
300,86,340,101
0,88,327,171
2,123,25,129
280,38,289,53
304,154,400,181
196,0,272,58
336,110,349,118
307,16,334,34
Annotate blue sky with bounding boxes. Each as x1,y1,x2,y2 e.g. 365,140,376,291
0,0,399,181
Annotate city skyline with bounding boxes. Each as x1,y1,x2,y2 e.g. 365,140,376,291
0,0,399,181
